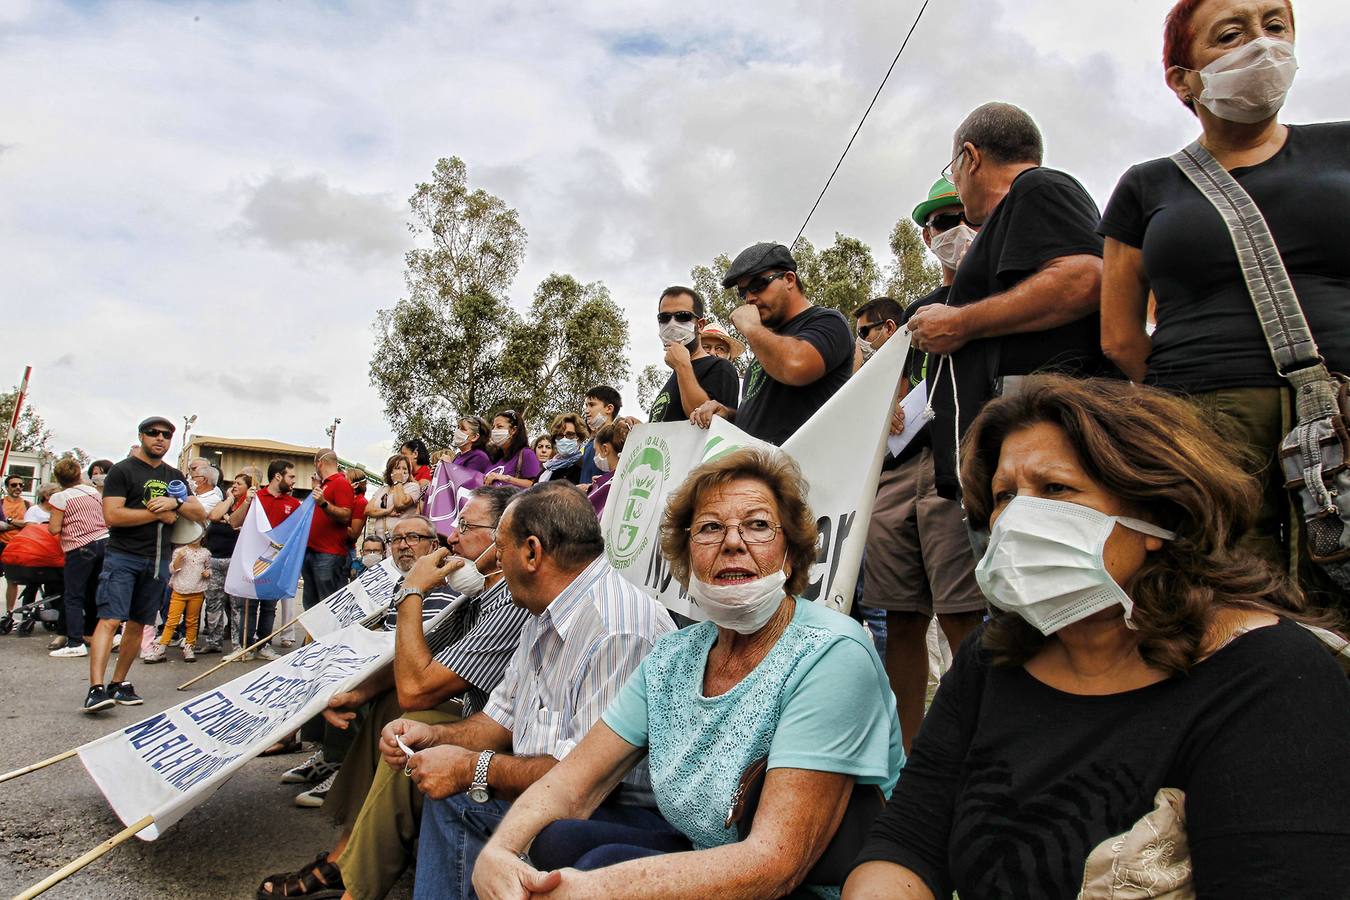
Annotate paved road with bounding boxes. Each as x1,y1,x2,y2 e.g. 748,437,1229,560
0,613,414,899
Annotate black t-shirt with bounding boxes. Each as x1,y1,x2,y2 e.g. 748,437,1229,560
734,305,853,446
649,354,741,422
103,456,188,558
930,167,1109,497
204,518,239,559
1099,122,1350,394
855,619,1350,899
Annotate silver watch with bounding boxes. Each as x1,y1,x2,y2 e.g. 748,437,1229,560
391,587,424,610
469,750,495,803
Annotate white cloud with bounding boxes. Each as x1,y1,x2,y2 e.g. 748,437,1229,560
3,0,1347,467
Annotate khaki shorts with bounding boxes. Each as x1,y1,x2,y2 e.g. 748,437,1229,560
863,447,987,616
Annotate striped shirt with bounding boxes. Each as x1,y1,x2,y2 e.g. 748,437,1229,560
483,555,675,775
49,484,109,552
425,579,528,716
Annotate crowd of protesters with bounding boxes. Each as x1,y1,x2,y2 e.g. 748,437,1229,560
3,1,1350,896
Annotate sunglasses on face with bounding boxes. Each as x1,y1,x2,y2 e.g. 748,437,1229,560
926,212,966,233
142,428,173,439
737,271,787,300
858,320,891,341
656,311,697,325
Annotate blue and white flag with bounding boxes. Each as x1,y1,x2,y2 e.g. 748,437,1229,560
225,494,317,600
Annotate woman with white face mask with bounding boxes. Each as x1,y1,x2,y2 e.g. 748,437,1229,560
452,416,493,475
1100,0,1350,592
364,455,422,547
471,449,902,899
482,409,541,489
846,375,1350,900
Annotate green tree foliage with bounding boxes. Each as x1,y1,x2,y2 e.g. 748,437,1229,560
884,218,942,307
795,233,881,316
0,387,51,454
635,364,665,414
499,274,630,432
60,447,91,467
370,157,527,449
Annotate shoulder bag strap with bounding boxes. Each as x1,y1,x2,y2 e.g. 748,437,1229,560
1170,140,1339,422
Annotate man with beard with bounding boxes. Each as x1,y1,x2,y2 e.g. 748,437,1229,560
82,416,206,713
690,242,853,446
228,459,302,659
259,488,529,900
647,285,740,423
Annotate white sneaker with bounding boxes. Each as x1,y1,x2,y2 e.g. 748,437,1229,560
50,644,88,658
294,769,338,808
141,643,167,664
281,750,333,784
111,631,122,650
257,644,279,661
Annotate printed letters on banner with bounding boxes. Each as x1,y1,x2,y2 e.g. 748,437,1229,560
295,556,401,640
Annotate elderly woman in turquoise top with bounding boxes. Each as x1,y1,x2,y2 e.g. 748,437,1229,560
473,448,903,900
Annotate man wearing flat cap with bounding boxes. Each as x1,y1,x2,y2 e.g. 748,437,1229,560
690,242,853,445
81,415,206,713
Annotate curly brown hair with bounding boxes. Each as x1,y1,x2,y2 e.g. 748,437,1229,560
961,375,1335,675
660,448,819,597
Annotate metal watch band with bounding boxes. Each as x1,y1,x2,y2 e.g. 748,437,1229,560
472,750,495,791
391,587,423,610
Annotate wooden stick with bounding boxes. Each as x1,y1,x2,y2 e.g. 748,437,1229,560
175,607,306,692
0,748,80,786
13,814,155,900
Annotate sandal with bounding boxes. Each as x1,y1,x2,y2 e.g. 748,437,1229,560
257,851,345,899
260,736,304,757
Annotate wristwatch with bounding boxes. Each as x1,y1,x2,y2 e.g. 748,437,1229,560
391,587,424,610
469,750,495,803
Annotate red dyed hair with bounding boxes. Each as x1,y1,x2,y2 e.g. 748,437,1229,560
1163,0,1295,70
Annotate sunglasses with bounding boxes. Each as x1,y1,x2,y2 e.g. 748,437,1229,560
925,212,966,233
858,320,891,340
737,271,787,300
142,428,174,439
656,311,697,325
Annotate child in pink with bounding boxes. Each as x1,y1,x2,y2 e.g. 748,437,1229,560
145,536,211,663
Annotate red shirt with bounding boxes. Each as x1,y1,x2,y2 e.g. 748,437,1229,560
349,494,369,547
256,489,302,528
307,473,354,556
413,464,433,484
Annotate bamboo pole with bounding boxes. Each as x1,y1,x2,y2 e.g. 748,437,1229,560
0,748,79,786
175,606,306,692
12,814,155,900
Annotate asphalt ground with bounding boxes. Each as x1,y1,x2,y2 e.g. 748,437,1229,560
0,603,415,900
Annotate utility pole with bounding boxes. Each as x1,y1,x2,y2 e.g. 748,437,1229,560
325,417,341,450
180,414,197,470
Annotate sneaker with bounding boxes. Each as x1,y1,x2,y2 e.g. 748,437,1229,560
257,644,279,661
48,635,68,651
111,631,122,650
281,750,338,785
82,684,114,714
50,644,88,658
294,769,338,808
195,643,222,654
181,643,196,663
142,643,167,664
107,682,144,706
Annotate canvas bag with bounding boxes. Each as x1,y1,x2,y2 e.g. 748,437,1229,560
1171,140,1350,590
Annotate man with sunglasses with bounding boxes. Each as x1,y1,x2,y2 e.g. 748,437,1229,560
908,102,1109,500
648,285,740,423
82,416,206,713
691,242,853,445
1,474,32,619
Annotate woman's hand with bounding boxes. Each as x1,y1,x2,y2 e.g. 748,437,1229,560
473,847,563,900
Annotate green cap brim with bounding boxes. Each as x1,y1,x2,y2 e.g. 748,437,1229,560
911,191,963,226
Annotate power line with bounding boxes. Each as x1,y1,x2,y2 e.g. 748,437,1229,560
791,0,932,249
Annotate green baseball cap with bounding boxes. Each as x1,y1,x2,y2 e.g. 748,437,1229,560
911,177,962,226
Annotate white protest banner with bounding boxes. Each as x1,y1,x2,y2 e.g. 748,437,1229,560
296,557,401,640
602,331,909,619
77,623,393,839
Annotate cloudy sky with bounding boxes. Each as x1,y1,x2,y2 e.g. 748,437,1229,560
4,0,1347,469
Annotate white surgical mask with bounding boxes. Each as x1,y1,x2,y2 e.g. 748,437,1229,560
687,566,788,635
554,437,580,458
930,222,976,270
856,335,878,362
447,558,487,598
452,429,470,448
490,428,510,446
593,453,613,474
1191,36,1297,124
659,319,697,347
975,496,1176,635
586,412,608,430
360,552,381,568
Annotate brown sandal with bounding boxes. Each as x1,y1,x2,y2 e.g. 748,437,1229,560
259,736,304,757
256,851,345,898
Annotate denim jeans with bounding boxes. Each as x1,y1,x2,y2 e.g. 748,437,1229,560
62,537,105,645
96,549,170,625
529,808,690,871
302,550,347,610
414,794,674,900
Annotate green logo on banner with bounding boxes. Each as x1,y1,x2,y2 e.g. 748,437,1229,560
607,436,671,569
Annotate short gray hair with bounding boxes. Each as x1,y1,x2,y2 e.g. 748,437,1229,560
954,101,1043,166
393,515,438,537
36,482,60,505
196,466,219,487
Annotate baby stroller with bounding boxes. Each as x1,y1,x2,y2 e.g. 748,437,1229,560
0,565,63,635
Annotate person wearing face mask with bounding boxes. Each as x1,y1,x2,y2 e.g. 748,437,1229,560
352,535,386,579
537,413,590,485
586,419,629,515
647,286,741,423
260,493,531,900
577,385,622,484
470,450,900,900
451,417,493,475
483,409,542,489
846,375,1350,900
1100,0,1349,608
365,454,423,546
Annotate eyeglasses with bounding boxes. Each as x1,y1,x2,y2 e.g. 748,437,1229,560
656,311,697,325
857,320,891,341
941,145,971,182
455,519,496,535
688,517,783,545
390,533,437,547
925,212,966,233
736,271,787,300
142,428,173,439
5,482,22,490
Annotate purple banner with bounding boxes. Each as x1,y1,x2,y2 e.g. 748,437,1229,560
426,461,485,537
588,472,613,518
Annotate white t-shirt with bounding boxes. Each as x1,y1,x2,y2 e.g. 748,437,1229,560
24,505,50,524
195,487,223,514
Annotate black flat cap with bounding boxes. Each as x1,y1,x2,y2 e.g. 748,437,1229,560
138,415,175,433
721,242,798,287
